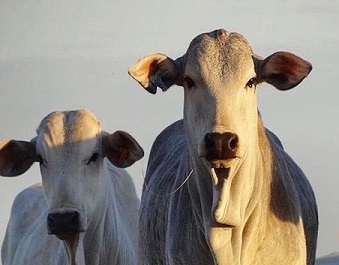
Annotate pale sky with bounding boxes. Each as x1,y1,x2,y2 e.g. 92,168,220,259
0,0,338,260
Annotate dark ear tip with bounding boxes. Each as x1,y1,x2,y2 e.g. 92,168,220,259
138,149,145,160
146,85,157,94
131,147,144,164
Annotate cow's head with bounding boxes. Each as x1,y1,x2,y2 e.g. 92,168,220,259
0,110,143,242
129,29,311,225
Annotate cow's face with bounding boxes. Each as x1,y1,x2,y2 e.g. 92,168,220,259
0,110,144,242
182,31,258,170
35,110,104,238
129,28,311,173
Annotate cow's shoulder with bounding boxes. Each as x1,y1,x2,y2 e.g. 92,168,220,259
2,183,48,263
265,126,313,197
147,119,186,169
9,183,46,228
152,119,186,152
260,127,317,264
265,128,284,149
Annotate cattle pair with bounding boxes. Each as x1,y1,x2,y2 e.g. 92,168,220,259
0,29,318,265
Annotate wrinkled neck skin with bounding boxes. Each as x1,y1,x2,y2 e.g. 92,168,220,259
185,120,264,264
59,164,134,265
184,115,305,264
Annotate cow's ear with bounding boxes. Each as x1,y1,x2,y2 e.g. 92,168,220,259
128,53,183,94
0,140,36,177
103,131,144,168
255,52,312,90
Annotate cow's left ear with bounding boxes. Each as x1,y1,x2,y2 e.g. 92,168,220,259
254,51,312,90
128,53,183,94
103,131,144,168
0,140,36,177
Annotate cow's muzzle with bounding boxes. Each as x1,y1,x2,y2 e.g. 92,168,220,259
200,132,239,166
47,210,84,239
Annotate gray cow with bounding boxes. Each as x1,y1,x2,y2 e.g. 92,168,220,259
129,29,318,265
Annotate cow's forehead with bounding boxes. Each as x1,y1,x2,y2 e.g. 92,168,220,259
37,110,102,148
185,29,254,80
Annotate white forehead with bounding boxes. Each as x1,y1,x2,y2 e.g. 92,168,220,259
185,29,255,83
36,109,102,148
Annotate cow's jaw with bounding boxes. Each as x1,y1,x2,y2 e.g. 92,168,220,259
58,233,79,247
209,162,241,226
210,167,230,185
62,233,85,265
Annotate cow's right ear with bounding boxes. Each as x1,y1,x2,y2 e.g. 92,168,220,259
0,140,36,177
128,53,183,94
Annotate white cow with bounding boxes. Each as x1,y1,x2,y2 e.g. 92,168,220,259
0,109,143,265
129,29,318,264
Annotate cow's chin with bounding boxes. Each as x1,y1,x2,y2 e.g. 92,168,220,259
209,159,236,170
58,233,86,264
208,157,239,168
57,233,80,253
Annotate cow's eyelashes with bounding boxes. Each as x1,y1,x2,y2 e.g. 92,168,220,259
86,152,100,165
246,77,258,88
184,76,196,89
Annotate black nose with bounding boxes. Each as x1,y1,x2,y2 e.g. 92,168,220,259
47,211,80,235
203,132,239,161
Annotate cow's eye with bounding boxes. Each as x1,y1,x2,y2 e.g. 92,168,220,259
86,152,100,165
184,76,195,89
246,77,258,88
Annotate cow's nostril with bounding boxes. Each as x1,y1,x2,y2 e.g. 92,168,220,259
228,134,238,151
47,214,57,230
204,133,215,150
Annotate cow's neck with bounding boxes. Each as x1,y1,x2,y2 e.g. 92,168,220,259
75,170,124,265
186,116,273,264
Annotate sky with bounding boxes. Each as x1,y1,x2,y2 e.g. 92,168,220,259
0,0,338,261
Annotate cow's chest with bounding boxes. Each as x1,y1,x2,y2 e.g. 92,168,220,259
165,190,215,264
